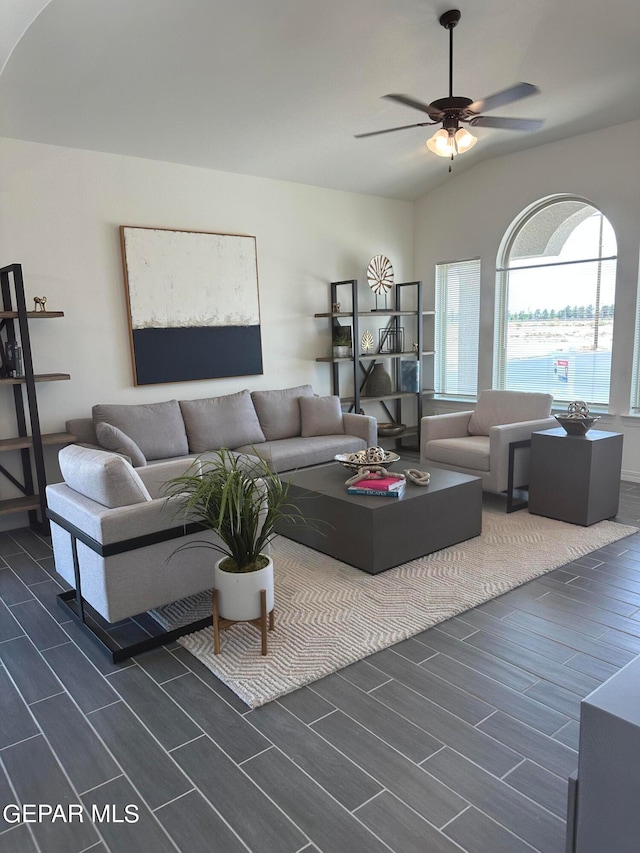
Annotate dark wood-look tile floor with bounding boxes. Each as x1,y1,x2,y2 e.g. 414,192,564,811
1,485,640,853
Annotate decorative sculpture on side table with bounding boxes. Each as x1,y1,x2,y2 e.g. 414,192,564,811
555,400,600,435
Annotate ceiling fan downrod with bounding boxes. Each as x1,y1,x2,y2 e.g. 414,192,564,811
439,9,461,100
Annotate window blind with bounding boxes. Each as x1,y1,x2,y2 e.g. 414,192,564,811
435,258,480,397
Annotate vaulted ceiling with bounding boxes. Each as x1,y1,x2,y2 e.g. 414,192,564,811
1,0,639,200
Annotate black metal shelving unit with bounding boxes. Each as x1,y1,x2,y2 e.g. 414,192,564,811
0,263,72,531
315,279,435,449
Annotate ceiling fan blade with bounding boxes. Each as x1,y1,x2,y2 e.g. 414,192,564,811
467,82,540,116
354,121,437,139
383,94,444,120
469,115,544,131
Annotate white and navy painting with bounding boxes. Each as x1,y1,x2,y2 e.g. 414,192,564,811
121,226,263,385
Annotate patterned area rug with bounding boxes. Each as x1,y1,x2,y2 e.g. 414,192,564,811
153,506,636,708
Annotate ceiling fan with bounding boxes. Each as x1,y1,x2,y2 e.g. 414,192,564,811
355,8,543,165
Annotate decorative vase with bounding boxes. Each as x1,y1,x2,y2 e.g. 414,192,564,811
364,362,392,396
213,555,274,621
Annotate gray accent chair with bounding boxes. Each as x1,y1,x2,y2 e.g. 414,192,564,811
420,390,556,498
46,445,263,661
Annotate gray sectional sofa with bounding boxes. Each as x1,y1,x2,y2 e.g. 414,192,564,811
66,384,376,473
46,385,376,658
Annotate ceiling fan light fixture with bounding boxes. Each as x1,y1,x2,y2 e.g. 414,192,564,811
426,128,454,157
454,126,477,153
426,126,477,157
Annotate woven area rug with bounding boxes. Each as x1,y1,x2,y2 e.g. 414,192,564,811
153,506,637,709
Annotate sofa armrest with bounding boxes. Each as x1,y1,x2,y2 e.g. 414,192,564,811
342,412,377,446
420,411,473,455
490,416,558,491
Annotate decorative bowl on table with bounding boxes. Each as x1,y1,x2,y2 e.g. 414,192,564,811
376,422,406,438
555,400,600,435
334,448,400,471
554,415,600,436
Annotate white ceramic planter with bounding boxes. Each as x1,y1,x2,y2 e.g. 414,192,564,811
213,556,274,621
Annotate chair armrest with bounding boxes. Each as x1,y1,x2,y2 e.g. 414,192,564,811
489,416,558,449
73,442,132,465
421,411,473,441
46,483,190,547
342,412,377,446
490,417,557,491
421,411,474,462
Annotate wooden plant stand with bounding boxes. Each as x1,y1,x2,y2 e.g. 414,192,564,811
212,588,275,655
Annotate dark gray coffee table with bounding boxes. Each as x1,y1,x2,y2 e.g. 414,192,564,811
276,460,482,574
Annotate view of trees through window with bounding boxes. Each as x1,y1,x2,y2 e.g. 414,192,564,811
497,199,617,406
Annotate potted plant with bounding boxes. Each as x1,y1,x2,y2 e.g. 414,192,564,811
163,449,307,634
332,326,353,359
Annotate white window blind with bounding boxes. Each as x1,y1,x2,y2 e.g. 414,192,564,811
435,258,480,397
496,201,617,407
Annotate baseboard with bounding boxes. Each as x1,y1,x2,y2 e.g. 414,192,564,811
622,469,640,484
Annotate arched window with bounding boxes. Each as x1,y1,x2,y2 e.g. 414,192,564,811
495,197,617,407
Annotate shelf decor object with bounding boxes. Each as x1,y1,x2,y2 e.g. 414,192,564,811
364,362,393,397
400,358,420,393
360,329,375,354
376,422,407,437
120,226,263,385
379,326,404,353
367,255,394,310
332,323,353,359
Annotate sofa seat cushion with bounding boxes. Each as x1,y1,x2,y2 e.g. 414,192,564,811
92,400,189,461
179,390,265,453
251,385,314,441
235,434,366,473
95,421,147,467
423,436,491,472
58,445,152,508
468,390,553,436
300,395,345,437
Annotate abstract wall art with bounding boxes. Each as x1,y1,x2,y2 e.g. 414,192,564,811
120,226,263,385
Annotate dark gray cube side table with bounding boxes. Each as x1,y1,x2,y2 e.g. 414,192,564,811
528,427,623,526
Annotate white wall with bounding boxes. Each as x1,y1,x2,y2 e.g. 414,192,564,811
414,120,640,480
0,137,414,527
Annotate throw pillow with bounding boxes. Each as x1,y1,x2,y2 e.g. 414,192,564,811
251,385,314,441
92,400,189,460
58,445,152,508
95,421,147,467
300,395,345,437
179,391,266,453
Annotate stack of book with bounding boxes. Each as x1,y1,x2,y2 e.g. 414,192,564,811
347,476,406,498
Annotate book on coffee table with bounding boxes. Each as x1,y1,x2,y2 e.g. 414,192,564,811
347,478,406,497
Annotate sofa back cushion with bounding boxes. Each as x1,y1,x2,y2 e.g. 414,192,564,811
92,400,189,461
95,421,147,467
300,395,345,437
468,390,553,436
58,445,152,508
251,385,314,441
179,391,266,453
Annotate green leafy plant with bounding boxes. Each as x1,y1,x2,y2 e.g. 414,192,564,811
163,449,309,573
332,329,352,347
